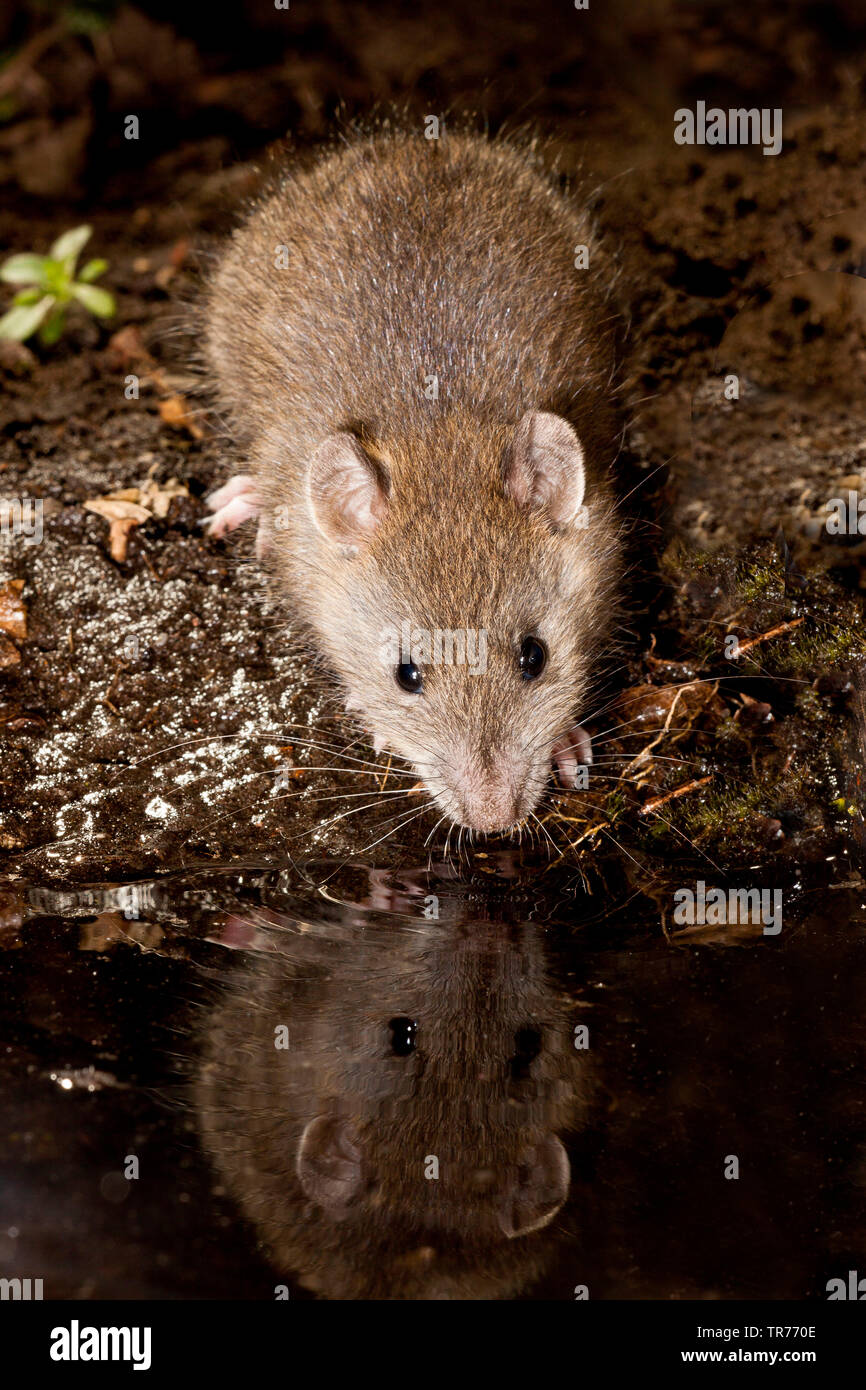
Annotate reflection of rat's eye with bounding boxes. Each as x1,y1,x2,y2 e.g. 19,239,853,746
388,1016,417,1056
395,662,423,693
510,1026,542,1079
519,636,547,680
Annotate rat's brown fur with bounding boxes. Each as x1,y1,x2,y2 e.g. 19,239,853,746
205,128,623,831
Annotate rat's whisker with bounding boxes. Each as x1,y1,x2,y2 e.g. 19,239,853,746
424,814,448,850
636,807,725,875
353,802,438,857
266,789,419,847
111,728,417,782
530,810,559,862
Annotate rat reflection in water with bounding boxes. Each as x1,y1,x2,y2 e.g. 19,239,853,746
195,877,594,1300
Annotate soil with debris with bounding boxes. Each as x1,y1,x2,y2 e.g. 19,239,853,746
1,0,866,889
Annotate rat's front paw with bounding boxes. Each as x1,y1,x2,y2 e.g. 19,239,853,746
205,474,262,536
551,724,592,788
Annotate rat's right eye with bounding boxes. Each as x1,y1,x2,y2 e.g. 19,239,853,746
395,662,423,693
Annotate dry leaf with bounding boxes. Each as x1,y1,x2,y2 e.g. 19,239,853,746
83,475,191,560
100,487,141,503
169,237,190,269
84,497,148,562
107,324,154,369
139,475,188,518
672,917,766,947
0,633,20,667
84,497,151,524
108,518,140,562
80,911,165,953
158,394,204,440
0,578,27,641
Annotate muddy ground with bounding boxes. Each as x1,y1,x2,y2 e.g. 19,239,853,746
1,0,866,890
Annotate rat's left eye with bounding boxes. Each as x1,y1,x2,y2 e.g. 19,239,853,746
519,636,547,680
388,1016,417,1056
395,662,423,693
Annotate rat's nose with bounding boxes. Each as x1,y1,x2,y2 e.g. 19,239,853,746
457,775,522,833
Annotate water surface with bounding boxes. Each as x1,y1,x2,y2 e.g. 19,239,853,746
1,859,864,1299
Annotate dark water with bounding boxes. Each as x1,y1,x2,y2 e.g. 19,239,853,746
1,859,865,1300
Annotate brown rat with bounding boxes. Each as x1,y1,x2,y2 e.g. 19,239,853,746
203,128,623,833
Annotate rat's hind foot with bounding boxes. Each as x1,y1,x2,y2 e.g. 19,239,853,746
551,724,592,787
205,474,261,536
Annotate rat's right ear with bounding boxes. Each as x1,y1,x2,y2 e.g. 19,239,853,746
307,433,389,546
498,1133,571,1239
296,1114,369,1218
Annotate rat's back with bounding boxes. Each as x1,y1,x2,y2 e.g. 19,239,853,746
205,130,618,481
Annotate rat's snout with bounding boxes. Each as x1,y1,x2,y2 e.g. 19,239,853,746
416,731,549,833
461,786,520,833
451,764,525,833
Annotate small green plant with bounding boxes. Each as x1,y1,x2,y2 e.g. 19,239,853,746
0,224,114,345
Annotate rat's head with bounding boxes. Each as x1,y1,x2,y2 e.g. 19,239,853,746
302,409,621,833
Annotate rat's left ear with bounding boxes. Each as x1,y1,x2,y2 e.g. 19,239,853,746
504,411,586,527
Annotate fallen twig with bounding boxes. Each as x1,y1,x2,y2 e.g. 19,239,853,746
640,775,712,817
730,617,804,657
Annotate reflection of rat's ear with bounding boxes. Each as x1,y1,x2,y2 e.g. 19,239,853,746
297,1115,368,1218
498,1134,570,1239
307,433,389,546
505,411,586,526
